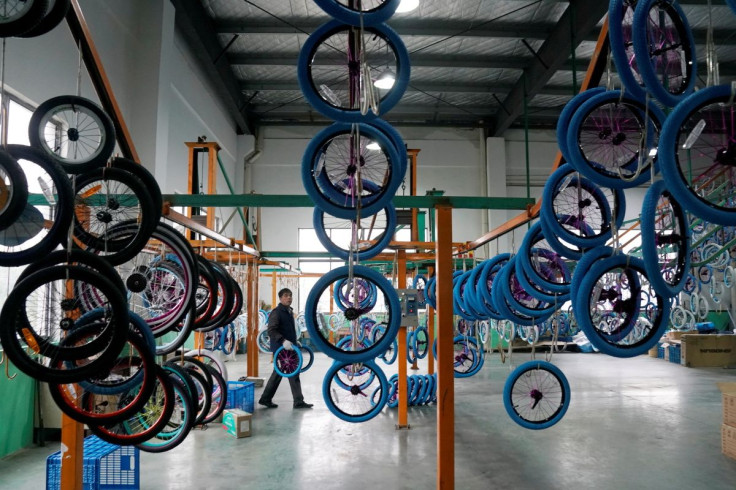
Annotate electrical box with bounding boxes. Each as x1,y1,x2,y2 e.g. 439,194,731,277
397,289,420,327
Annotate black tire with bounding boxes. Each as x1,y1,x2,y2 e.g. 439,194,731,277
0,145,73,266
196,260,234,332
221,276,243,326
200,364,227,425
28,95,115,173
0,266,129,383
0,0,48,37
110,157,162,220
18,0,69,37
136,373,195,453
72,167,157,263
48,326,157,426
194,255,218,329
0,149,28,230
88,365,176,446
16,249,125,294
182,367,212,426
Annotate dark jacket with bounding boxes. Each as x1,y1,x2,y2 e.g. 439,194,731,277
267,303,296,353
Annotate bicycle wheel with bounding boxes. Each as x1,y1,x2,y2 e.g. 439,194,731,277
109,157,163,220
413,326,428,360
18,0,69,37
334,276,377,311
557,87,607,163
313,0,399,26
658,85,736,226
541,163,625,249
72,167,157,263
196,260,234,332
88,365,176,446
193,255,218,329
323,360,388,423
221,277,244,326
48,326,156,426
302,122,402,220
574,254,669,357
220,324,236,355
306,265,400,363
297,20,410,122
300,344,315,373
163,363,210,427
451,336,480,378
0,149,28,230
28,95,116,172
516,222,572,298
137,374,195,453
503,360,570,430
0,265,129,383
0,145,73,266
313,203,397,261
274,346,304,378
608,0,647,100
640,179,691,297
184,348,229,382
494,261,555,327
632,0,696,107
0,0,48,37
566,90,665,189
257,330,271,353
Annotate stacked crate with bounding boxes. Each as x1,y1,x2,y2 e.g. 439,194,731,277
719,383,736,461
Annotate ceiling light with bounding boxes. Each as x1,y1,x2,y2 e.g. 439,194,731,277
396,0,420,13
374,69,396,90
366,142,381,151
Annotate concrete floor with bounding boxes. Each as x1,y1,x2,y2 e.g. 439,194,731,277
1,350,736,489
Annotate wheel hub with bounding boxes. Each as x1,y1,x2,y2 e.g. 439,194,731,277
344,307,360,321
126,272,148,293
60,298,77,311
530,388,543,409
106,198,120,210
67,127,80,142
598,128,612,140
96,210,113,224
612,132,627,146
59,317,75,330
350,385,361,396
715,143,736,167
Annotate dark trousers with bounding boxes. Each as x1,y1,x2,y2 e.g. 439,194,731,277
260,370,304,405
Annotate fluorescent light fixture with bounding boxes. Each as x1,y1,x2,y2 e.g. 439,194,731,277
374,69,396,89
366,142,381,150
396,0,419,13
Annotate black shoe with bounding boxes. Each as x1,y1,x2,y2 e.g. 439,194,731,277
293,401,313,409
258,400,278,408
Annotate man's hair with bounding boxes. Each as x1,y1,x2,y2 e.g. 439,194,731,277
278,288,292,298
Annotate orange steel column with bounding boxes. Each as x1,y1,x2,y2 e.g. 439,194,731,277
396,250,409,429
60,413,84,489
435,205,454,489
252,261,260,377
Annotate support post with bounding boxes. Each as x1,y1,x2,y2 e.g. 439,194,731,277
60,414,84,490
435,205,454,490
396,249,410,429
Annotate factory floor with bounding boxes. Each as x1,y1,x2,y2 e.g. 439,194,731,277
1,349,736,490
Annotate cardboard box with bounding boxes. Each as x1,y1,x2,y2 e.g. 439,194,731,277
719,383,736,427
722,424,736,461
666,330,697,341
222,409,252,438
680,335,736,368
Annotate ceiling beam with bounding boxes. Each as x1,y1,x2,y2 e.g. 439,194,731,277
170,0,253,134
492,1,607,136
216,19,736,46
240,81,576,97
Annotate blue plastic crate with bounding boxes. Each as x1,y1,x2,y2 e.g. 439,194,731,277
668,344,682,364
657,344,665,359
225,381,254,413
46,435,139,490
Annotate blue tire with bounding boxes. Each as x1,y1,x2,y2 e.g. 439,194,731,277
632,0,697,107
323,360,388,423
475,253,511,320
302,122,402,220
608,0,647,100
312,0,400,26
503,360,570,430
658,84,736,226
516,222,572,297
300,345,315,373
297,20,410,123
640,180,691,298
557,87,607,162
305,265,400,363
574,254,669,358
273,346,303,378
313,204,397,261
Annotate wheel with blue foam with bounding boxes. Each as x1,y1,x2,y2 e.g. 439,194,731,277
300,344,315,373
517,222,572,296
474,253,511,320
305,265,400,363
632,0,697,107
565,90,665,189
274,346,304,378
557,87,607,163
297,20,410,123
312,0,400,26
728,0,736,14
499,257,558,321
323,360,388,422
574,253,669,357
608,0,647,101
640,179,691,298
302,122,402,220
503,360,570,430
657,84,736,226
313,203,397,261
541,163,625,249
